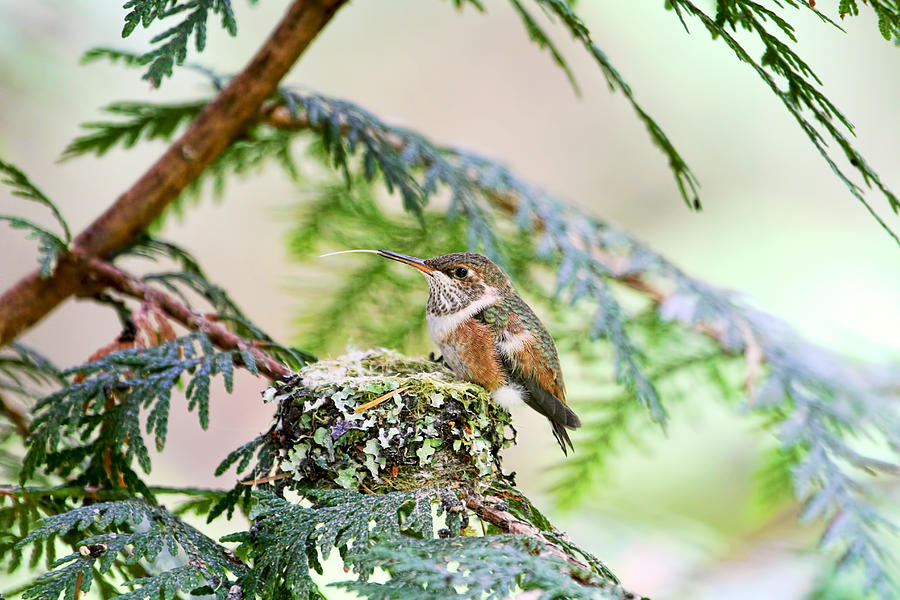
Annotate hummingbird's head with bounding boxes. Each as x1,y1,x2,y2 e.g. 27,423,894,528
418,252,511,316
319,249,511,316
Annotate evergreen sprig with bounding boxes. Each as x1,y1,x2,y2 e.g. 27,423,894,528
204,433,275,522
0,343,66,443
507,0,701,209
450,0,699,208
228,489,436,600
120,0,245,85
119,236,315,370
0,218,68,278
0,161,71,243
1,160,72,277
0,344,65,401
16,498,247,600
81,47,152,69
0,484,242,592
186,128,300,202
22,334,247,495
226,487,628,600
551,327,737,509
0,487,65,585
338,535,626,600
61,101,207,160
832,0,900,42
667,0,900,243
278,90,510,257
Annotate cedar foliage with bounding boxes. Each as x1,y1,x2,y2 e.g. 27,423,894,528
1,2,899,600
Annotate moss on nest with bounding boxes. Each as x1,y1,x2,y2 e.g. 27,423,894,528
264,348,516,493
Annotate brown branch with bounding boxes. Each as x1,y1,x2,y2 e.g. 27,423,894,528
84,258,291,380
461,489,592,579
462,488,645,596
0,0,347,348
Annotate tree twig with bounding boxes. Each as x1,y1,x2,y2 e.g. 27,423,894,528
84,258,291,379
461,488,592,582
462,488,644,597
0,0,347,348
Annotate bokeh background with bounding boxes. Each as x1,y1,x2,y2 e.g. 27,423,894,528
1,1,898,599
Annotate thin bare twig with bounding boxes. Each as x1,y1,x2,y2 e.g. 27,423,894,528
462,488,644,597
84,258,291,379
461,488,590,574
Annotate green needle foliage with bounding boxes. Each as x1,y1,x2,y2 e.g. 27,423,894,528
666,0,900,243
1,161,72,277
509,0,702,209
0,217,68,278
0,344,66,426
0,161,71,243
16,498,247,600
120,236,315,369
21,334,249,497
231,489,435,600
835,0,900,41
120,0,252,85
339,535,622,600
61,101,207,160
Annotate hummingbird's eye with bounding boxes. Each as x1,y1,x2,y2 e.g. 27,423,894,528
453,267,469,279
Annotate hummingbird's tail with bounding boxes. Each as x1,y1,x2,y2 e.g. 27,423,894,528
515,376,581,455
550,420,575,455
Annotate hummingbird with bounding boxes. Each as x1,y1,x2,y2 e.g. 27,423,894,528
321,249,582,453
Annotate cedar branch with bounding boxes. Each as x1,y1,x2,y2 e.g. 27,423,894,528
84,258,291,380
462,488,589,571
261,103,764,373
0,0,347,348
461,488,635,593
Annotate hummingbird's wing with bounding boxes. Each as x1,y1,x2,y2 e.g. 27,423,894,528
477,296,581,453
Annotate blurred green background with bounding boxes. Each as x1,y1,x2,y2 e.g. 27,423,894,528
1,1,898,598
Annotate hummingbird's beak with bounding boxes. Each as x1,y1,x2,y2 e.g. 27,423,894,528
375,250,436,275
319,249,435,275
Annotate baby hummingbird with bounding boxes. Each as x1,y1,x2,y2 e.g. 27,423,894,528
322,250,582,453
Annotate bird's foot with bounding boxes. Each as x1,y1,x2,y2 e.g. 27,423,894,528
429,352,444,365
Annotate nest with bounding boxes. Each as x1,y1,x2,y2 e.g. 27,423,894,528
264,349,516,493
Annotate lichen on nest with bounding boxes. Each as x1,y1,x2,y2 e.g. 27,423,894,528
263,348,516,493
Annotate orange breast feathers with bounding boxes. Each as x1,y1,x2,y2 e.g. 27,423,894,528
444,318,507,392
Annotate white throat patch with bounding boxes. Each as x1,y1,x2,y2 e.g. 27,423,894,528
425,284,500,342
